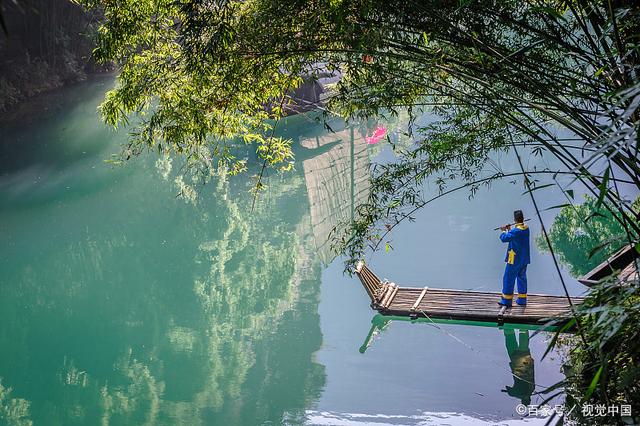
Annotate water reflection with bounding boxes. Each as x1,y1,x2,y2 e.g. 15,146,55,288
536,196,630,277
0,166,333,424
502,329,535,406
357,316,548,421
0,78,384,424
359,315,391,354
0,380,32,426
1,78,575,425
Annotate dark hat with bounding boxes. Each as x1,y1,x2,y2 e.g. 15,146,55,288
514,210,524,223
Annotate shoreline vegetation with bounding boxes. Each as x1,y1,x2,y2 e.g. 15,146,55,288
76,0,640,423
0,0,327,119
0,0,110,114
1,0,639,424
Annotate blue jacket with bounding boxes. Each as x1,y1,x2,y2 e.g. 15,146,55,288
500,224,530,269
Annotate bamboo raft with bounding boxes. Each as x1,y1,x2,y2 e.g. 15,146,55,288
578,243,638,286
355,262,584,326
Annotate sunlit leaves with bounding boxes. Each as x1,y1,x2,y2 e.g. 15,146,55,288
256,137,294,171
83,0,308,196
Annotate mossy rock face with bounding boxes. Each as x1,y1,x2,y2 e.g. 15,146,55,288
0,1,100,114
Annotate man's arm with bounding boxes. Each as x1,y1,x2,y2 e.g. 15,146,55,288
500,231,513,242
499,224,513,242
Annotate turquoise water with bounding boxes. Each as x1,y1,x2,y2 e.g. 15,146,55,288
0,77,585,425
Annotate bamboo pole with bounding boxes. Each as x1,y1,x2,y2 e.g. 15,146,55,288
411,287,429,311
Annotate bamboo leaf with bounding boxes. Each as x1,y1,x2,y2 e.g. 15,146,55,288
543,412,560,426
422,31,429,46
585,210,606,222
523,183,554,195
538,379,567,395
543,203,571,211
529,6,567,21
537,390,564,409
588,240,611,259
542,318,575,360
584,365,603,400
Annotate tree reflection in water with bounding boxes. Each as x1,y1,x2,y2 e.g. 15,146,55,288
0,169,326,425
0,96,380,425
536,196,636,277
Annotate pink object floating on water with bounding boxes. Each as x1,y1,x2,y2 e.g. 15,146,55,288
365,126,387,145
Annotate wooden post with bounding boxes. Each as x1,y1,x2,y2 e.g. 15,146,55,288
411,287,429,311
380,283,396,307
384,285,400,308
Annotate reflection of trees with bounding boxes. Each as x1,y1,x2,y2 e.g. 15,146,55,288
99,350,164,426
98,173,325,425
0,380,32,426
0,167,325,425
537,197,634,277
176,176,313,421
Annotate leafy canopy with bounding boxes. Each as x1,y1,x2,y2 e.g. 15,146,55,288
85,0,640,267
84,2,640,422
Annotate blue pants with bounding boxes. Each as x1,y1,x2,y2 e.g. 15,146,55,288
500,265,527,306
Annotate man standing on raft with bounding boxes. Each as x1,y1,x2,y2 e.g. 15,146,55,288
498,210,530,307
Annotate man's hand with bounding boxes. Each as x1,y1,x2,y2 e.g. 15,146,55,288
500,224,511,232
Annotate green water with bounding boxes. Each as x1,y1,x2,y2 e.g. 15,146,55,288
0,77,586,425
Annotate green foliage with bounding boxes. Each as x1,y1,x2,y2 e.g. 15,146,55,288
83,0,640,225
256,136,294,172
82,0,308,185
84,1,640,419
539,195,640,423
556,276,640,424
537,196,635,277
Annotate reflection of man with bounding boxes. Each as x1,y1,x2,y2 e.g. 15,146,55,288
502,328,535,405
499,210,530,307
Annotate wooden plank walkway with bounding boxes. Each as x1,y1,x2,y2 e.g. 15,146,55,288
355,262,584,326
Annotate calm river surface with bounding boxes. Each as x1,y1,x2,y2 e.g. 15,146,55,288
0,77,586,425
